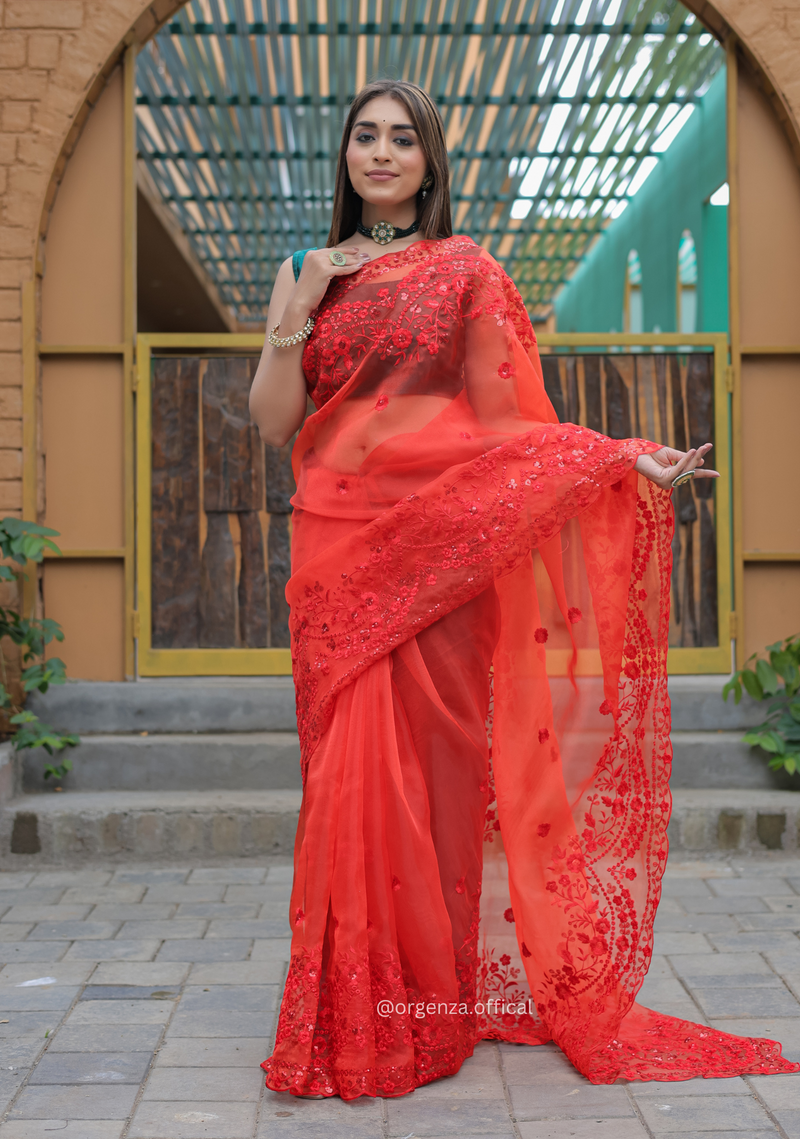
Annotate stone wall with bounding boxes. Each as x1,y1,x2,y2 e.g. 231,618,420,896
0,0,798,520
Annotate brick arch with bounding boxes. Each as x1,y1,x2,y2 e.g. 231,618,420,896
4,0,800,290
687,0,800,164
0,0,799,519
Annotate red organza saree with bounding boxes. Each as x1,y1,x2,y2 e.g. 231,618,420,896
262,235,797,1098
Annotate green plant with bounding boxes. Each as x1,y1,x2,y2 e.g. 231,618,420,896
0,518,79,778
723,634,800,775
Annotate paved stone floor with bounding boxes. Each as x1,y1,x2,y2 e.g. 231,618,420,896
1,856,800,1138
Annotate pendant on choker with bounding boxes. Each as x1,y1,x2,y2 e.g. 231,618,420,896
357,219,420,246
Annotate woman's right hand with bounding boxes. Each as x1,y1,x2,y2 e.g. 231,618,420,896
291,247,371,315
250,248,371,447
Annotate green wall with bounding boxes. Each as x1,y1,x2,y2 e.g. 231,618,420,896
554,67,728,334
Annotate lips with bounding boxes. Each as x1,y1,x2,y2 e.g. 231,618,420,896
367,172,398,180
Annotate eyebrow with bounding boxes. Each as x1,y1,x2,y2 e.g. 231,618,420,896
353,119,417,131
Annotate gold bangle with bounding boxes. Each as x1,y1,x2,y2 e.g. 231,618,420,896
268,315,315,348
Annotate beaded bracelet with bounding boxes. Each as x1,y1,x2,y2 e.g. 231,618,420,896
268,315,315,348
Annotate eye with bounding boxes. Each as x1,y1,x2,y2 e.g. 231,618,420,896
394,136,414,147
355,131,375,143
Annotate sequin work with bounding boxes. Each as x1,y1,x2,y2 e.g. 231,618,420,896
262,236,798,1099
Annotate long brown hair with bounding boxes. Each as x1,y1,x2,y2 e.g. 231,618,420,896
327,80,452,247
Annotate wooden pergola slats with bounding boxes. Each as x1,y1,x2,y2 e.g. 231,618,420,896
136,0,723,322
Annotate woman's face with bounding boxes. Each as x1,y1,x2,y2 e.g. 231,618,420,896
345,94,428,209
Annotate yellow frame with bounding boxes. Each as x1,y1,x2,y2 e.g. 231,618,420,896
135,332,292,676
136,330,731,677
727,38,744,668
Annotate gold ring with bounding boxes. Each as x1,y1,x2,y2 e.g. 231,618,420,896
672,470,696,488
329,250,347,266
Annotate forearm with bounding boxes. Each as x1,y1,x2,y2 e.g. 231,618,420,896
250,248,368,446
249,295,313,447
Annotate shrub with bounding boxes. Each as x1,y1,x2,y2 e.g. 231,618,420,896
0,518,79,779
723,635,800,775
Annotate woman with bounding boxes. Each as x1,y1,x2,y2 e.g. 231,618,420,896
250,79,797,1099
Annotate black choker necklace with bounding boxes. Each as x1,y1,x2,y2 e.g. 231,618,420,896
357,219,420,246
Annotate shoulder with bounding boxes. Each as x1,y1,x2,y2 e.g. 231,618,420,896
437,238,514,295
436,234,483,262
275,255,295,284
438,237,513,285
443,240,536,346
291,247,317,281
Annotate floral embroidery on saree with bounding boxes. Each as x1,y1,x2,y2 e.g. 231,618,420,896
262,236,798,1099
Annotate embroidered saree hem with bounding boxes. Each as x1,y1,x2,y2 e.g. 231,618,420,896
261,236,798,1098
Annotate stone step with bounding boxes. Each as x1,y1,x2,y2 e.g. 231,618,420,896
30,675,760,735
670,732,800,790
28,677,297,733
20,732,302,793
1,789,302,862
19,727,794,794
4,788,800,865
669,789,800,854
666,675,760,731
20,676,796,797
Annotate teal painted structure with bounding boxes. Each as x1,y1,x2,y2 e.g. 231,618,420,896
554,68,728,334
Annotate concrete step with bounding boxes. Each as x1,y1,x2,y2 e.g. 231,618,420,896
23,676,796,793
4,787,800,863
670,732,800,790
1,789,302,863
31,675,758,734
667,675,761,731
20,732,302,793
18,730,798,794
669,789,800,854
28,677,297,733
20,727,793,793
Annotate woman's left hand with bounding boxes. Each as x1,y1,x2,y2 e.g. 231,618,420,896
634,442,719,491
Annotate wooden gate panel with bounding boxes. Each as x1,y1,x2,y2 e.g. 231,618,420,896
149,354,296,652
151,357,200,648
202,357,264,512
543,351,718,649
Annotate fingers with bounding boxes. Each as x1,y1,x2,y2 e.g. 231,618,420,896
329,248,371,275
667,449,695,478
668,442,714,479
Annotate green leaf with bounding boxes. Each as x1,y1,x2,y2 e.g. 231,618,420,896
764,731,787,755
756,659,781,697
723,676,743,704
741,669,764,701
0,518,61,566
10,711,79,754
22,658,68,694
784,757,797,775
43,758,72,780
771,651,793,680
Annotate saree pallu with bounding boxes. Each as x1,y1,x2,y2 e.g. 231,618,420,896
262,236,797,1098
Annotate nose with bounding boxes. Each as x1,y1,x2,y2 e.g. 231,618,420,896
373,133,392,163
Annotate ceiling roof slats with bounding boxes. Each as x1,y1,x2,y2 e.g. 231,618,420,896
137,0,723,322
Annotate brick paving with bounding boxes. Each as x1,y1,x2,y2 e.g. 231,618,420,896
0,858,800,1137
